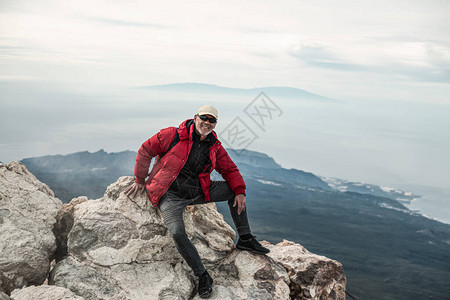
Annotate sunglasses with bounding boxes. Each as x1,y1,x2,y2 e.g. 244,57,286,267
197,114,217,123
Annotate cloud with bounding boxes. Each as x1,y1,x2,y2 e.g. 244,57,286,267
237,26,290,35
84,16,173,29
385,64,450,84
1,0,449,102
0,45,34,57
288,42,450,84
288,45,366,71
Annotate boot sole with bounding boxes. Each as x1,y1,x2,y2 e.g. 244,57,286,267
199,290,212,299
199,278,213,298
236,244,269,255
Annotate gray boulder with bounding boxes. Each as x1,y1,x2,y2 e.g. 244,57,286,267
50,176,291,299
263,240,347,299
1,162,347,299
0,162,62,294
10,285,84,300
51,176,346,299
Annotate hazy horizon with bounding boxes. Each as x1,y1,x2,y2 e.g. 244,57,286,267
2,82,450,224
1,1,449,222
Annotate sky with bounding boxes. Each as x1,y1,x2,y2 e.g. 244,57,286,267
1,0,450,221
1,0,449,102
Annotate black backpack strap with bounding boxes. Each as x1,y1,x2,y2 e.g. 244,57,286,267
160,128,180,159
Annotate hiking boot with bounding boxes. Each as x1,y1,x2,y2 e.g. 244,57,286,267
198,270,213,298
236,235,270,254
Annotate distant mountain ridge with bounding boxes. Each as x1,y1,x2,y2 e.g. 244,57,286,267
218,148,332,191
136,82,336,101
20,150,136,202
21,149,136,173
20,148,417,205
20,148,333,202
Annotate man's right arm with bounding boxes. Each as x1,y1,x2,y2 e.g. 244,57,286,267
125,132,163,197
134,142,154,184
125,141,155,197
133,127,177,182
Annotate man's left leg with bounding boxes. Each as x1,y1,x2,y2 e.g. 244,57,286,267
193,181,269,254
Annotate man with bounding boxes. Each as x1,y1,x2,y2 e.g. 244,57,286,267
124,105,269,298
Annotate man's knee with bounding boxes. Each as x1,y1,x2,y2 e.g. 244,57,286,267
169,225,188,241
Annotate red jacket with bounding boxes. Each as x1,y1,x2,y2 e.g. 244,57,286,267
134,119,246,207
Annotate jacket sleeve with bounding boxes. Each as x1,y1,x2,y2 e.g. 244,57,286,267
134,127,177,184
215,146,246,196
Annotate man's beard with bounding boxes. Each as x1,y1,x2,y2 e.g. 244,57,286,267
196,123,213,136
199,127,212,136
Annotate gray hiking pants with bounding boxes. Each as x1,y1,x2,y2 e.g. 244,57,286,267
158,180,251,276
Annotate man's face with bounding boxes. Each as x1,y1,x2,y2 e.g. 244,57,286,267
194,114,217,137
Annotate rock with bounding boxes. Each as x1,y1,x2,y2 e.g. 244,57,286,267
199,250,291,300
50,176,292,299
63,176,237,267
0,291,10,300
10,285,84,300
263,240,346,300
0,162,63,294
50,256,192,300
2,166,347,299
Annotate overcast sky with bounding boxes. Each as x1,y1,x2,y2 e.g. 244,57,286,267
1,0,449,103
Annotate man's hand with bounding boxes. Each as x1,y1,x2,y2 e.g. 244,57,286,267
124,182,146,198
233,193,246,215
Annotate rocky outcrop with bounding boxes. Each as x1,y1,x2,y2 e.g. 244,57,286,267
1,163,346,299
0,162,62,294
49,176,346,299
49,176,291,299
264,241,346,299
10,285,83,300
